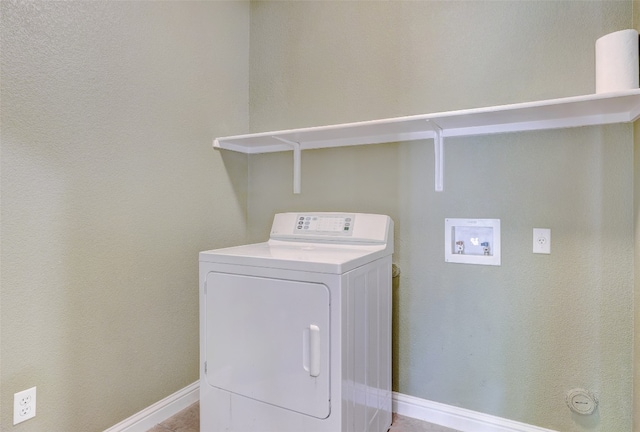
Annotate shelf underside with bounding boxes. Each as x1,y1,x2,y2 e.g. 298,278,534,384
214,90,640,154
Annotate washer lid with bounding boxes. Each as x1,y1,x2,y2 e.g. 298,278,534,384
199,240,389,274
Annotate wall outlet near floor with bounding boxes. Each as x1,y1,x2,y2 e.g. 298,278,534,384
533,228,551,254
14,386,36,425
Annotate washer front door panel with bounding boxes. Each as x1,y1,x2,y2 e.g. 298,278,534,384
205,272,331,419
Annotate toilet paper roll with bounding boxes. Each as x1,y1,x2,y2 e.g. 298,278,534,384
596,29,639,93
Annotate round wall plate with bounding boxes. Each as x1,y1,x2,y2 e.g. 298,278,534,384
565,388,598,415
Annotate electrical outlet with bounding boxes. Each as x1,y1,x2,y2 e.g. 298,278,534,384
533,228,551,254
13,387,36,425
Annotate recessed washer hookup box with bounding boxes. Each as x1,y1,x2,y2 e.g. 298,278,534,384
445,218,501,266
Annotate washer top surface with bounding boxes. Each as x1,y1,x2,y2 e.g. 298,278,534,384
200,212,393,274
200,240,388,274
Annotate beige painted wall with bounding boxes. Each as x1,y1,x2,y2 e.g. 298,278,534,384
634,2,640,430
634,119,639,431
249,2,633,431
0,1,249,431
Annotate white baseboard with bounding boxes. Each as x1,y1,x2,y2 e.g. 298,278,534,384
103,381,199,432
103,382,556,432
392,392,558,432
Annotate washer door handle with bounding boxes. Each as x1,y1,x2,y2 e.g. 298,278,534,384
309,324,320,377
303,325,321,377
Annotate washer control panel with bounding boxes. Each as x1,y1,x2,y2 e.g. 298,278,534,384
296,214,354,235
270,212,392,246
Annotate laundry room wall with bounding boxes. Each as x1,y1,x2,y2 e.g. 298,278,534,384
247,2,634,431
0,1,249,431
633,3,640,430
634,111,640,431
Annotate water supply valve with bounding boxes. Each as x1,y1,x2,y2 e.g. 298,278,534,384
481,242,490,255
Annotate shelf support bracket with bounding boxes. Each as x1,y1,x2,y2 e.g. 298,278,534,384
272,136,302,194
427,120,444,192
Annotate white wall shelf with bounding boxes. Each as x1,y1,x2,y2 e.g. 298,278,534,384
213,89,640,193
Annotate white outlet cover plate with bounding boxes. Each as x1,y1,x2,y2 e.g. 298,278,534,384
533,228,551,254
13,386,36,425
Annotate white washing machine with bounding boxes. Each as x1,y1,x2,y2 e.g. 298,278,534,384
199,212,394,432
